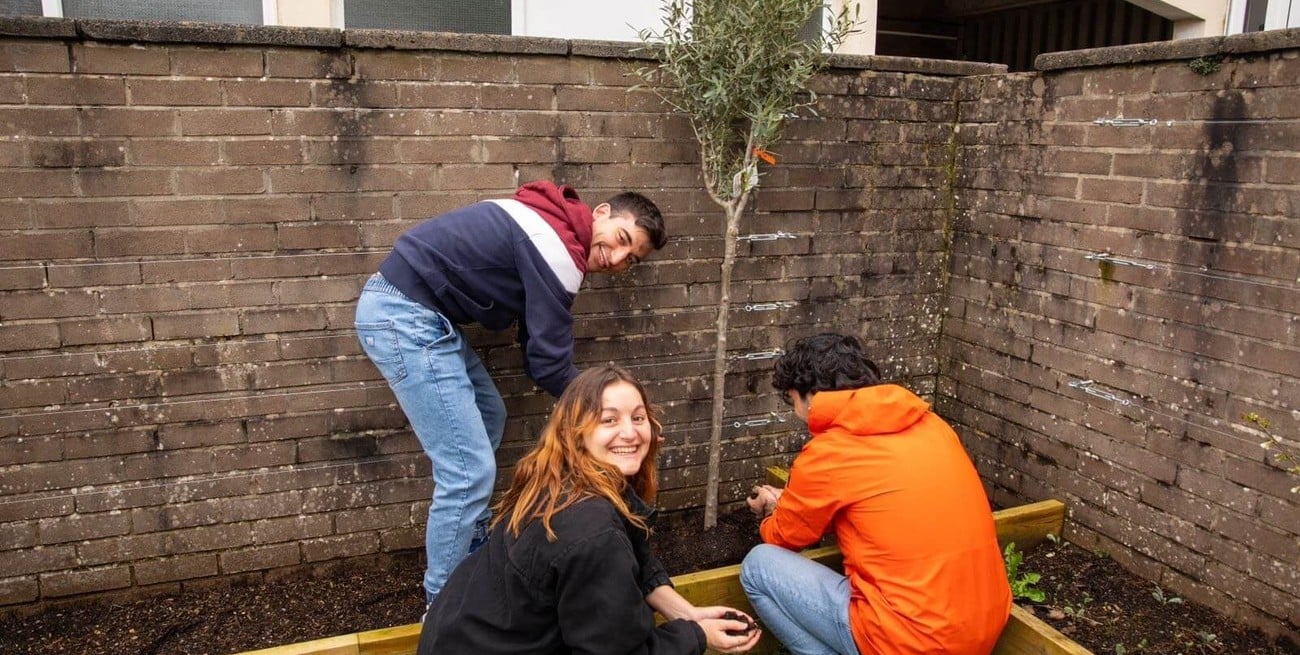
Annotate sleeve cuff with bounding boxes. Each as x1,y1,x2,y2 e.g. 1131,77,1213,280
687,619,707,653
641,570,673,596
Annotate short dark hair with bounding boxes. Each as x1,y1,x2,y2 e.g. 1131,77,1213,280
606,191,667,250
772,333,882,397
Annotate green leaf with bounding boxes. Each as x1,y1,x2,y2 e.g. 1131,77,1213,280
633,0,855,205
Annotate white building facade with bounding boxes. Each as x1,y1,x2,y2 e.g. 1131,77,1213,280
8,0,1299,55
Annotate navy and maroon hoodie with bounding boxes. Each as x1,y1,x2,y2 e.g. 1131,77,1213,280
378,181,593,396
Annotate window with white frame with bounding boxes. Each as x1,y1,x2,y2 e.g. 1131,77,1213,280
2,0,263,23
1230,0,1300,32
2,0,524,34
63,0,261,23
342,0,509,34
0,0,44,16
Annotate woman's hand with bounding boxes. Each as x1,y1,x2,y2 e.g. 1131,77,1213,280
645,591,761,651
692,606,762,653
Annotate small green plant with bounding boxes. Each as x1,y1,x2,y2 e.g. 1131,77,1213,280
1040,532,1062,559
1245,413,1300,493
1188,55,1221,75
1189,631,1221,653
1114,639,1147,655
1151,586,1183,605
1062,592,1097,624
1003,542,1046,603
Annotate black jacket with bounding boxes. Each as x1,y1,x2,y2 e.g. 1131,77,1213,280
418,492,706,655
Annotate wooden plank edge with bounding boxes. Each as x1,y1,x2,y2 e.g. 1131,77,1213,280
994,499,1066,552
234,494,1072,655
357,624,421,655
233,623,422,655
235,634,358,655
235,602,1096,655
764,466,789,487
995,605,1096,655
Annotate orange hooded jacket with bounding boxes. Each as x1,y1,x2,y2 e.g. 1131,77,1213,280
760,385,1011,655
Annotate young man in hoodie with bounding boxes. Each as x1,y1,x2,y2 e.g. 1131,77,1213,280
742,333,1011,655
355,181,666,605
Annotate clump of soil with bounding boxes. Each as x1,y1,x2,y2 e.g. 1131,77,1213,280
1022,539,1298,655
2,509,1295,655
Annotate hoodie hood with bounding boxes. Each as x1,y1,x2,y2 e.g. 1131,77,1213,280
806,384,931,437
514,181,594,274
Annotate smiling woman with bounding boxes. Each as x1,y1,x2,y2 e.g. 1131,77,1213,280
584,379,653,476
416,365,763,655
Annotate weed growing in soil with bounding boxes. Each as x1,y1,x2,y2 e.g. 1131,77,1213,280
1061,591,1098,625
1150,586,1182,606
1003,542,1046,603
1114,639,1148,654
1189,631,1223,653
1026,540,1298,654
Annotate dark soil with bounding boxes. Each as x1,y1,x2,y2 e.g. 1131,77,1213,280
2,509,1294,655
0,509,764,655
1023,539,1299,655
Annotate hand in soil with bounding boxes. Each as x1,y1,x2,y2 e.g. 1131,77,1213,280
721,610,759,636
698,610,762,653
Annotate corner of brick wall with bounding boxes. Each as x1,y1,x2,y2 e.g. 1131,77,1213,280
943,35,1299,640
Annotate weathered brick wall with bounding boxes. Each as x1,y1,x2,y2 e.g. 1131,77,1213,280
0,17,986,608
941,30,1299,638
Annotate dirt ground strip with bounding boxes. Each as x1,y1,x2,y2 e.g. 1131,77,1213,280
2,509,1295,655
1023,539,1298,655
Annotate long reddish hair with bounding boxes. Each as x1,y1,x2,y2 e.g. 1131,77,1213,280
494,366,662,540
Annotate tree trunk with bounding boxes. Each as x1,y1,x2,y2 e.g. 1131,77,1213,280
703,203,742,529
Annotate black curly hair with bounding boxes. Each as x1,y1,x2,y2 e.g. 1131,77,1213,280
605,191,667,250
772,333,882,397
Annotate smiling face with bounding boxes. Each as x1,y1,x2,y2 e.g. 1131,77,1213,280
587,204,654,275
583,380,652,476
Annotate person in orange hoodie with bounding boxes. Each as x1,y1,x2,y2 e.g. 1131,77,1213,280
741,333,1011,655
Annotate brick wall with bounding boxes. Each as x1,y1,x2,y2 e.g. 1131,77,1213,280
0,17,983,609
941,31,1300,638
5,15,1295,640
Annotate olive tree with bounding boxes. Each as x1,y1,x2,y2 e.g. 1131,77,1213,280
636,0,856,527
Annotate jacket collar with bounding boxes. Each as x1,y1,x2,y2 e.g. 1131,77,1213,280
513,180,594,274
622,487,658,524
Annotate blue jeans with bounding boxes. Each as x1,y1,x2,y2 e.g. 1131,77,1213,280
741,544,861,655
355,274,507,603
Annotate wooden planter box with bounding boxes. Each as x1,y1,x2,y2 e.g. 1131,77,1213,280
239,487,1091,655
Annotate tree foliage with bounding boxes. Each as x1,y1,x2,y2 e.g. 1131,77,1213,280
638,0,855,207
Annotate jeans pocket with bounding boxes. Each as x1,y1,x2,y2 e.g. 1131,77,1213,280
356,320,409,385
421,310,457,348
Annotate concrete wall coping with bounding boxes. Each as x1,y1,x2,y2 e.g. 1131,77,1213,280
5,15,1296,75
830,54,1006,76
0,15,1004,76
1036,25,1300,70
